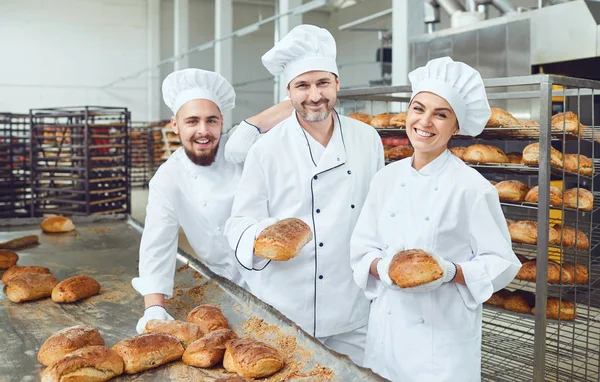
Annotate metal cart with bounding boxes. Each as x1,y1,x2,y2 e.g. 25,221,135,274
0,113,31,218
338,74,600,382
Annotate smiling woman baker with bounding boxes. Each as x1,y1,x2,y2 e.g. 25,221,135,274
350,57,522,382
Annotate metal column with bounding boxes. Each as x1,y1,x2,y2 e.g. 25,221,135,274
274,0,303,103
215,0,233,131
147,0,161,121
392,0,424,86
174,0,189,71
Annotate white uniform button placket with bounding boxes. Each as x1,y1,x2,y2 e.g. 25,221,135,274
418,317,425,324
390,212,395,217
425,216,429,221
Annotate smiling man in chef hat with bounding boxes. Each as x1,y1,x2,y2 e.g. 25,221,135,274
132,69,292,334
224,25,384,365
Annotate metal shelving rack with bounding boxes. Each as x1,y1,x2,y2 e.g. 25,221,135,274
29,106,131,217
128,120,169,188
338,74,600,382
0,113,31,218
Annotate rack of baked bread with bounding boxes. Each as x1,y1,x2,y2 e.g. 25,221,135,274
128,121,169,188
162,122,181,158
339,74,600,382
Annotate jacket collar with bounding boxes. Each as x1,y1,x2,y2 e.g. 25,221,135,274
409,148,451,177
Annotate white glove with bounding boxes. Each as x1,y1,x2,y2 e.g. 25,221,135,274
255,217,280,239
376,255,400,290
402,251,457,293
136,306,174,334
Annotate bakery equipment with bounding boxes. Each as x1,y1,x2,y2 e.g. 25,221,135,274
338,73,600,382
0,215,387,381
0,113,31,218
128,120,168,188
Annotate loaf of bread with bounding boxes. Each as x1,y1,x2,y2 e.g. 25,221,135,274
505,218,516,227
223,338,284,379
254,218,313,261
486,107,519,127
563,188,593,211
41,345,123,382
0,235,39,250
490,180,498,186
449,146,467,160
6,273,59,303
2,265,51,284
112,333,184,374
144,319,202,348
370,113,395,128
509,220,560,245
522,143,563,168
563,154,593,176
495,180,530,202
51,275,101,303
463,144,508,164
38,325,105,366
503,290,535,314
551,111,584,135
182,328,237,367
385,145,414,160
518,120,540,128
516,259,572,284
187,305,230,334
388,249,443,288
390,112,407,127
506,152,523,164
484,289,511,307
552,224,589,249
532,297,576,320
562,263,589,284
41,216,76,233
524,185,563,207
0,249,18,269
348,112,372,125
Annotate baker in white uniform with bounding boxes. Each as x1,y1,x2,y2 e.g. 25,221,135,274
132,68,291,334
224,24,384,365
350,57,522,381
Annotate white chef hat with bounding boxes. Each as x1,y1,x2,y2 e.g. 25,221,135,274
261,24,338,87
162,68,235,115
408,56,491,136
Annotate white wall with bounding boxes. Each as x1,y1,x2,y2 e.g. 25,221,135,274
0,0,148,118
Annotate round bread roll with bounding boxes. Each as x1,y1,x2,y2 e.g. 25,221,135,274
187,305,230,334
524,185,563,207
38,325,105,367
52,275,101,303
40,216,76,233
552,224,589,249
41,345,123,382
518,120,540,128
490,180,498,186
348,112,372,125
2,265,51,284
450,146,467,160
532,297,576,320
385,145,414,161
182,329,237,368
486,107,519,127
390,112,407,127
506,152,523,164
505,218,516,227
463,144,508,164
563,154,593,176
484,289,511,307
112,333,184,374
388,249,443,288
495,180,530,202
370,113,395,128
144,320,203,348
551,111,584,135
522,143,563,168
223,338,284,379
0,249,18,269
516,259,572,284
562,263,589,284
509,221,560,245
6,273,59,303
503,290,535,314
563,188,593,211
254,218,313,261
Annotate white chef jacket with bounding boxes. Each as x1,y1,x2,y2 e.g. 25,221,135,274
350,149,521,382
132,132,245,298
224,110,384,338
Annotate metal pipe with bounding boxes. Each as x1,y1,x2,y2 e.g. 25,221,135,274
490,0,517,13
466,0,477,12
435,0,465,15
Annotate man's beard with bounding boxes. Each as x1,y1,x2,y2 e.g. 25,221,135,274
184,140,219,167
294,98,334,122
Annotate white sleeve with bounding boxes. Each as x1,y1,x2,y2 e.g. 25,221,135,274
373,131,385,171
350,176,385,300
456,187,522,309
131,184,180,298
224,121,261,164
224,147,270,271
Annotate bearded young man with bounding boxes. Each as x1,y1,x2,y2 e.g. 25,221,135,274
224,25,384,365
132,69,292,334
